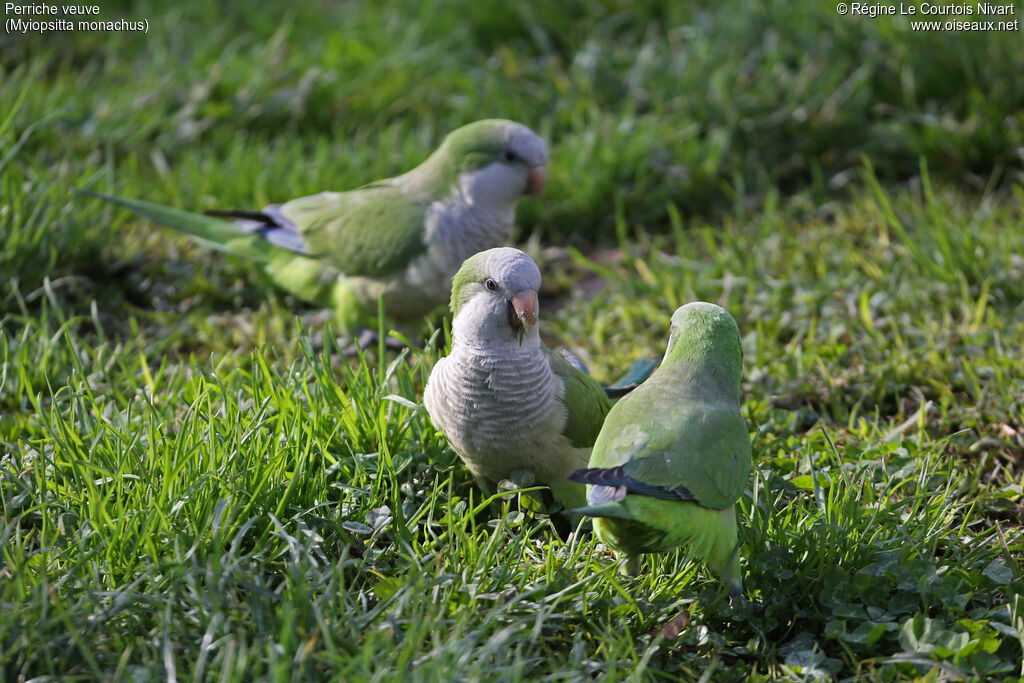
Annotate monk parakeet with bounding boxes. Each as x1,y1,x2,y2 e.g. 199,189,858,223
568,302,751,596
424,247,641,511
80,119,547,345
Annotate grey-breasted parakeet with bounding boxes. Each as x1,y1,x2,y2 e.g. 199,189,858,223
424,248,651,511
81,119,547,344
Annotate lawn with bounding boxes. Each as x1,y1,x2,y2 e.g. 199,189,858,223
2,0,1023,680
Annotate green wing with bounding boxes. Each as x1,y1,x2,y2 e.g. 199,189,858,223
545,347,612,449
589,386,751,510
623,400,750,509
281,183,429,278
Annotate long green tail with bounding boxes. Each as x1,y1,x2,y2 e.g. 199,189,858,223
79,190,281,261
81,189,343,309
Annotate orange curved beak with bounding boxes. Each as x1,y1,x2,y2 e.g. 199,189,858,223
509,290,538,328
526,166,546,197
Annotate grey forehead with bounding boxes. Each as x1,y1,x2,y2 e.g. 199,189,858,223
508,126,548,166
487,248,542,290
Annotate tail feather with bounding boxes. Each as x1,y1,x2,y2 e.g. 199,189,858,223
79,190,307,258
206,205,308,253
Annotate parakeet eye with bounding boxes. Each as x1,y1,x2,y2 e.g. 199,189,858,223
484,278,498,291
502,150,518,163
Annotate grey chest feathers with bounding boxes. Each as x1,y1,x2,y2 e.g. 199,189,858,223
425,345,569,481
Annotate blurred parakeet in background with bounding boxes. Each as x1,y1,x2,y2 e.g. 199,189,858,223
568,302,751,596
424,248,654,512
81,119,547,346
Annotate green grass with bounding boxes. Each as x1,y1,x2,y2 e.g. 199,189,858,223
3,0,1024,680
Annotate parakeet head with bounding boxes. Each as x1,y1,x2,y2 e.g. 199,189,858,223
663,302,743,398
449,247,542,346
424,120,548,205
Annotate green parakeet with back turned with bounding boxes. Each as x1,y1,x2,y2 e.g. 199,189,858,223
80,119,547,347
568,302,751,596
423,248,654,512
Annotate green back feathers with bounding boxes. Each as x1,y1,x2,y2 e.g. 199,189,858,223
589,303,751,510
617,404,750,510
